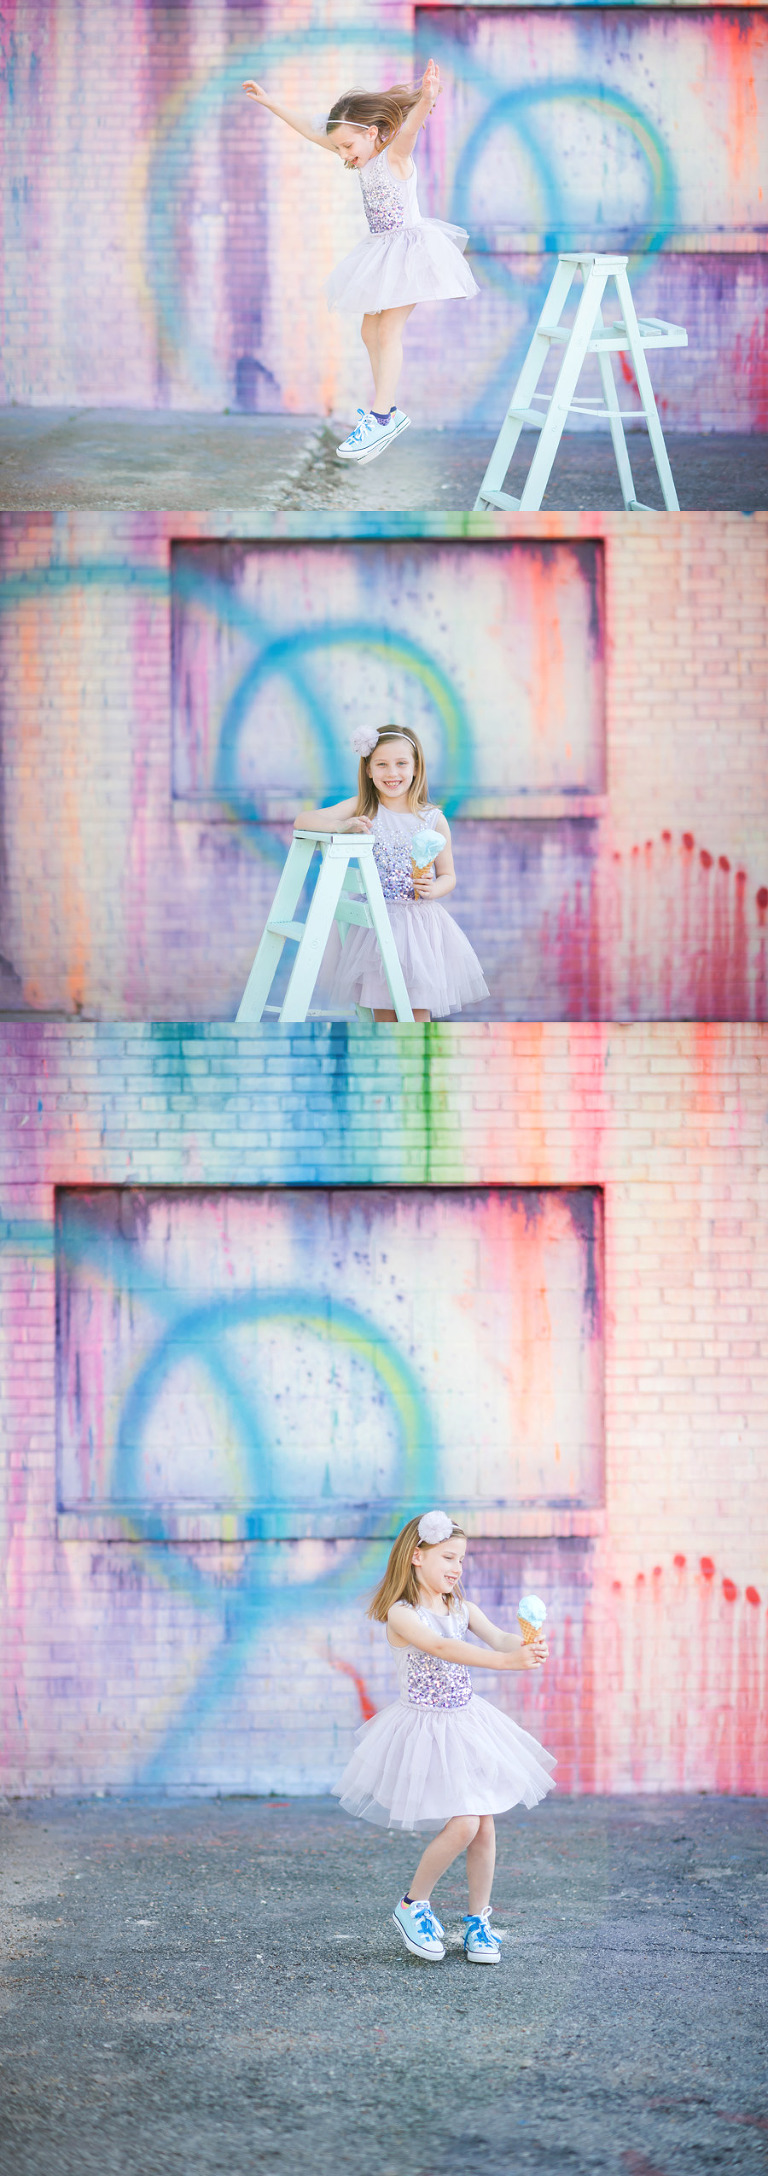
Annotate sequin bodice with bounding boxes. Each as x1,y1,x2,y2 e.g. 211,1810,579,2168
358,150,421,235
389,1602,473,1711
372,804,441,902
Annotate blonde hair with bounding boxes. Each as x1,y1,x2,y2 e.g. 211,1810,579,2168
326,82,426,165
368,1515,466,1623
355,725,431,821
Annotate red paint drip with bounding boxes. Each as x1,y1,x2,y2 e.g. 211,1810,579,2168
700,849,713,870
673,1554,686,1569
745,1586,760,1607
722,1578,738,1603
700,1557,715,1579
327,1654,377,1722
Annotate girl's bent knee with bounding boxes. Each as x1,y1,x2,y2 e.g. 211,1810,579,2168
451,1815,480,1845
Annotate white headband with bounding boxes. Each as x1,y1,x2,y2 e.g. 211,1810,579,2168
417,1511,456,1545
351,726,419,759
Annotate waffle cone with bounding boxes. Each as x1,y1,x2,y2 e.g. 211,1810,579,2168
411,856,435,894
518,1615,539,1645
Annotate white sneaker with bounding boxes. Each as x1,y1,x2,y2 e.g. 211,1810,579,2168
462,1908,502,1964
336,409,411,464
392,1896,445,1959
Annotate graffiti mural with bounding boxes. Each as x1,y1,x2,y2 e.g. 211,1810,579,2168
1,6,766,428
171,538,605,812
56,1184,605,1528
2,1020,767,1796
1,514,767,1021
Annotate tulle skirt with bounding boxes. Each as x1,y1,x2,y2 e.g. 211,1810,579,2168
325,219,479,315
334,1694,556,1832
323,899,489,1017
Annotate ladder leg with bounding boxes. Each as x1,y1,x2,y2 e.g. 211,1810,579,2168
595,306,638,512
518,266,610,511
358,859,415,1023
235,836,315,1022
279,849,349,1023
474,258,577,509
615,269,680,512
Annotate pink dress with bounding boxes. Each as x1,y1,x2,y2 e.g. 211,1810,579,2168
333,1599,556,1833
325,148,479,315
324,803,489,1017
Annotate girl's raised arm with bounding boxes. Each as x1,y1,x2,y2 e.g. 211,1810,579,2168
391,60,442,161
242,82,337,151
293,796,371,834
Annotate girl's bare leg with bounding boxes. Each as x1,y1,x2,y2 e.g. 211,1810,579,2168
407,1815,480,1899
371,304,415,413
372,1008,430,1022
361,314,380,402
466,1815,496,1913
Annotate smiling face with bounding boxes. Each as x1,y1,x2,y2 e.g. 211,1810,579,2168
330,122,380,168
412,1534,467,1605
366,736,416,806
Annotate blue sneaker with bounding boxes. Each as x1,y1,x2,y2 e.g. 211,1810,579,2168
462,1909,502,1964
393,1896,445,1960
336,408,411,465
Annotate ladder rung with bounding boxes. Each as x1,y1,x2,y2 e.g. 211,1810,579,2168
477,490,521,511
267,919,305,941
507,406,546,430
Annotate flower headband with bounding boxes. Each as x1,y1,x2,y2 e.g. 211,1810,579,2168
351,725,419,759
417,1510,457,1545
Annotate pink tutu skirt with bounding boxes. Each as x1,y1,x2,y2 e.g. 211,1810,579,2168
325,219,479,315
324,899,489,1017
334,1692,556,1832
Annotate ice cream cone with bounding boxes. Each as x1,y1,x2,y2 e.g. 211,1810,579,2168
518,1615,539,1645
411,855,435,895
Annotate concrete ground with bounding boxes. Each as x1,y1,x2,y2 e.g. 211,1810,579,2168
1,409,767,513
0,1793,765,2176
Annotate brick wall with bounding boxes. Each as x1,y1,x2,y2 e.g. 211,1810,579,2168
1,1020,766,1796
1,511,766,1021
1,0,766,429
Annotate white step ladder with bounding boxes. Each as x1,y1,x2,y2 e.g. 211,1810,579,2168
475,252,688,514
235,828,415,1023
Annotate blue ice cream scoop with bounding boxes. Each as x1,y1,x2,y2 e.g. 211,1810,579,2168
410,828,444,887
518,1593,547,1643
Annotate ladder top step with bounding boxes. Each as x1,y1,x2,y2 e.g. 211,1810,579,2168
289,826,374,844
558,251,628,269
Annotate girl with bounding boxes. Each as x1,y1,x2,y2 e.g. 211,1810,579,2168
333,1511,555,1964
243,61,478,464
294,724,489,1021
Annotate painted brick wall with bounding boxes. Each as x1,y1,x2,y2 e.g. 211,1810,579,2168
1,511,767,1021
1,1021,766,1797
1,0,766,429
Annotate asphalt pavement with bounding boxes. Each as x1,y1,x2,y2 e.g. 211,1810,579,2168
0,409,767,512
1,1792,766,2176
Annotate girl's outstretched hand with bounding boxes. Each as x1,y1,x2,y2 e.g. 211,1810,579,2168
497,1637,549,1670
243,81,269,103
421,59,442,112
340,815,373,834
